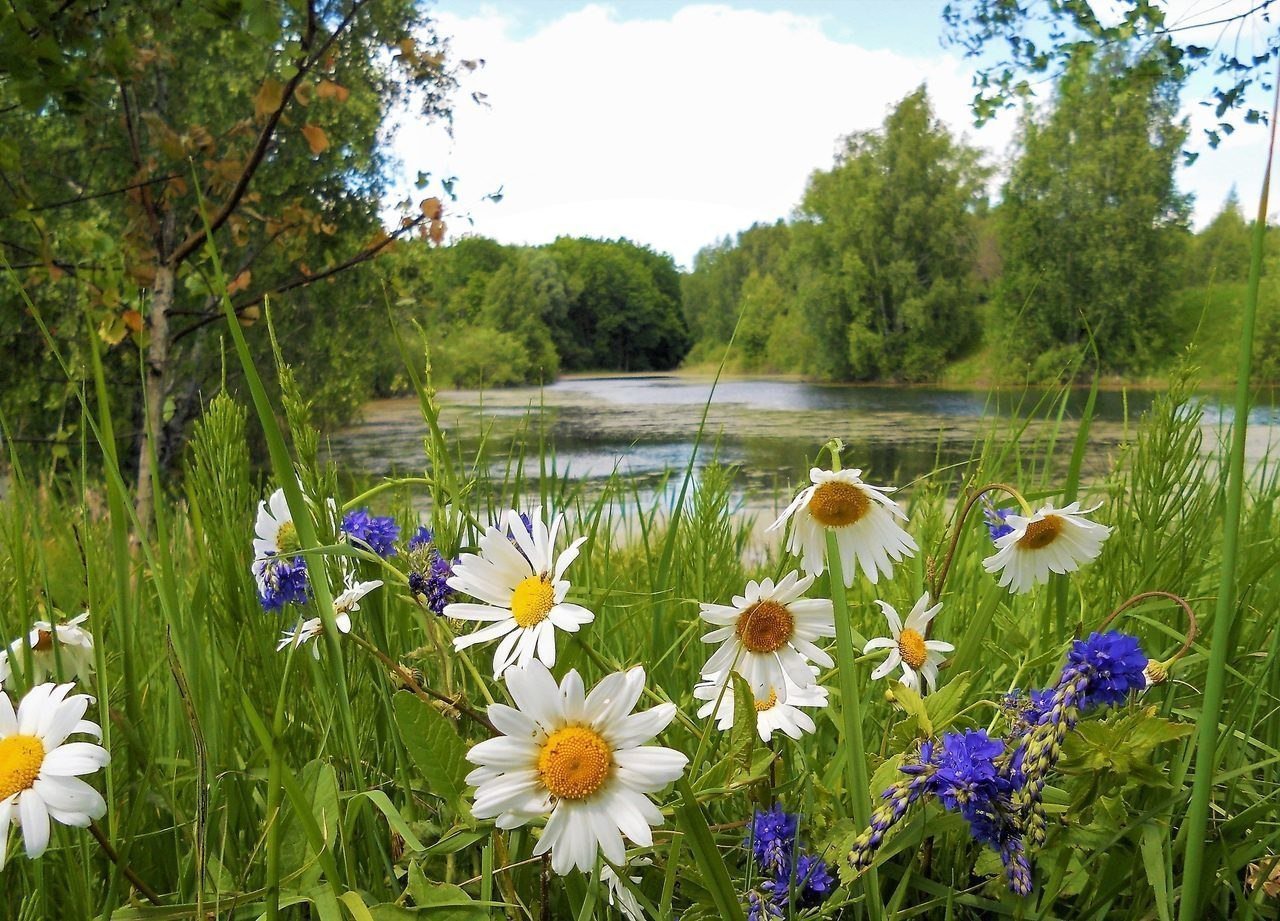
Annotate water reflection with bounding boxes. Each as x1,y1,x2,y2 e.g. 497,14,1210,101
326,375,1279,490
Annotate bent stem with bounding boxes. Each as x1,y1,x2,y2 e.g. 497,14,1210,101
1097,591,1198,672
930,482,1032,599
1179,62,1280,921
349,633,496,734
824,439,882,919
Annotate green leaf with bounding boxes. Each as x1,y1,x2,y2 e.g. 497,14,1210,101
393,691,471,808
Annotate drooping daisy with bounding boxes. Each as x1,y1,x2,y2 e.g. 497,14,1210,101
466,661,686,875
863,594,953,695
7,613,95,686
768,467,917,586
699,572,835,701
253,488,299,568
445,509,593,678
982,501,1111,594
276,576,380,659
0,683,111,868
600,858,650,921
693,666,828,742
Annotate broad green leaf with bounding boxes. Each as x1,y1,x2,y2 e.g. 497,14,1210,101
393,690,470,807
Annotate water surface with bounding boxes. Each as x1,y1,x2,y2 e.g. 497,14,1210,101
327,375,1279,492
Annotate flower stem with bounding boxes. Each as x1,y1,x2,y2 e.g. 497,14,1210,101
1179,62,1280,920
349,633,496,734
825,528,882,920
930,482,1031,599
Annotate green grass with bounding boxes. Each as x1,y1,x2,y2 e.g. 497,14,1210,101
2,327,1280,918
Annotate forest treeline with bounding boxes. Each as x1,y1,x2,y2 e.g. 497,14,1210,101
371,236,689,391
1,6,1276,479
681,51,1277,384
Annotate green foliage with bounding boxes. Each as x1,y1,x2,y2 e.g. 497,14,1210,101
942,0,1278,147
995,47,1189,376
0,0,456,465
681,89,987,381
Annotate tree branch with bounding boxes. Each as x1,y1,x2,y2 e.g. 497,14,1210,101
169,212,426,345
167,0,372,267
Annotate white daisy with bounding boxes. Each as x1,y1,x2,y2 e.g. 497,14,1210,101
0,651,10,690
0,682,111,868
863,594,953,695
693,665,828,742
698,572,835,701
767,467,917,586
600,858,650,921
275,576,380,659
251,488,301,590
445,509,593,678
982,501,1111,594
466,660,686,876
7,613,95,686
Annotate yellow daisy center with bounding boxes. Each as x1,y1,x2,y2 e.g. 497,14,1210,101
807,481,870,528
736,600,795,653
0,735,45,801
276,520,300,554
897,628,928,670
1017,515,1063,550
537,726,613,800
33,629,54,652
510,576,556,628
754,689,779,712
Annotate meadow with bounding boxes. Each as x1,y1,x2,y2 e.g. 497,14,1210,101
2,291,1278,920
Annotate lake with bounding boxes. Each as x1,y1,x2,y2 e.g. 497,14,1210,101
326,375,1280,495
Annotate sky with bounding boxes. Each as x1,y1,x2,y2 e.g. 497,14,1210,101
388,0,1276,268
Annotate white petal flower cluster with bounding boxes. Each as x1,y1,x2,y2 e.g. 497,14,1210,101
467,661,685,875
697,572,834,719
1,683,110,869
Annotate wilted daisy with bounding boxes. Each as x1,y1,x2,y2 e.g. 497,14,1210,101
983,501,1111,594
276,577,380,659
694,666,828,742
253,488,299,567
863,594,953,695
7,613,95,686
466,661,686,875
600,858,649,921
768,467,917,586
445,509,593,678
699,572,835,701
0,683,110,868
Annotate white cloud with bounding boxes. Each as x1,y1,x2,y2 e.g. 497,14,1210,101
389,3,1016,267
388,3,1273,267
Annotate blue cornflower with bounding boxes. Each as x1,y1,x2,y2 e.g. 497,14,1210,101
792,853,836,908
341,508,401,558
928,729,1007,817
1066,631,1148,709
410,551,456,616
984,503,1015,542
407,525,434,551
749,804,798,877
258,555,311,612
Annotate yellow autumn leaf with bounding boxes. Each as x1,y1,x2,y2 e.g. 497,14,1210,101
317,79,350,103
301,123,329,155
254,78,284,121
227,270,252,295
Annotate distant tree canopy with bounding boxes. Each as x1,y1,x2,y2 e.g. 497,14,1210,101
374,236,689,389
682,87,989,381
996,47,1190,373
